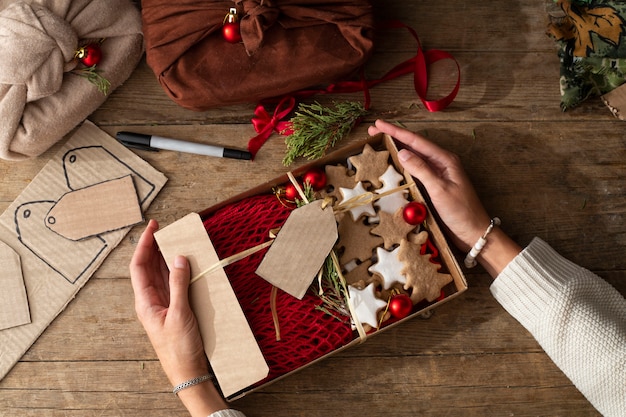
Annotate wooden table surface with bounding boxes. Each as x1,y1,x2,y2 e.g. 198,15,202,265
1,1,624,416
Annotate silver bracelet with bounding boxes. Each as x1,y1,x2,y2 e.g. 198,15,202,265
172,374,214,395
464,217,501,268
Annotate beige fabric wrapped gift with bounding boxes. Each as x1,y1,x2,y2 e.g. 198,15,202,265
0,0,143,160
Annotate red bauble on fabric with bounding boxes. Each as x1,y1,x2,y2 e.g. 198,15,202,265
222,22,242,43
222,8,242,43
302,168,327,190
403,201,427,225
76,43,102,67
388,294,413,319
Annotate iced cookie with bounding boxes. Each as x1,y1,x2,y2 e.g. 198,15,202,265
374,165,409,216
338,181,376,221
368,246,406,290
348,282,387,328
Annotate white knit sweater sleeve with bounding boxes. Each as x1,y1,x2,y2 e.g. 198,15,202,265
490,237,626,417
209,409,246,417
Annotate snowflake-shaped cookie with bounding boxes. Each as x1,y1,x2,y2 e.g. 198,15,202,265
368,246,406,290
348,282,387,328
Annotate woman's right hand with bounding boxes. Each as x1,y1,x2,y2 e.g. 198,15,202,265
368,119,521,276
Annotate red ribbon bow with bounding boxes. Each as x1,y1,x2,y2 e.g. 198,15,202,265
248,96,295,158
246,21,461,158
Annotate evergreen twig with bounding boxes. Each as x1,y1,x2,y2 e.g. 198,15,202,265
73,65,111,95
282,101,368,166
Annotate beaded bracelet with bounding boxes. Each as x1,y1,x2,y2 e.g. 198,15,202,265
464,217,501,268
172,374,214,395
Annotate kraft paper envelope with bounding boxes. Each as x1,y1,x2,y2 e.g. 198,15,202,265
0,120,167,380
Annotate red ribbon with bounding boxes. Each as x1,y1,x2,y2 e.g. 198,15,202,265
248,96,296,158
293,21,460,112
247,21,461,156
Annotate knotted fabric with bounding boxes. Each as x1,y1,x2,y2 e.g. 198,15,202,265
142,0,374,111
0,0,143,160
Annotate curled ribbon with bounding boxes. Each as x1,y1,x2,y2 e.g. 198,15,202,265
248,95,296,158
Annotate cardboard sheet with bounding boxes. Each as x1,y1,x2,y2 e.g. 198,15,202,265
154,213,269,398
0,120,167,380
0,240,29,330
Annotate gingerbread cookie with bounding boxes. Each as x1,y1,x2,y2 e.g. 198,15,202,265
370,208,416,249
348,143,389,188
344,259,376,288
336,215,383,265
324,164,356,200
398,238,452,303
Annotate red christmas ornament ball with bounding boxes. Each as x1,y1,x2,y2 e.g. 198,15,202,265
284,183,299,201
403,201,427,225
302,168,327,190
77,43,102,67
389,294,413,319
222,22,242,43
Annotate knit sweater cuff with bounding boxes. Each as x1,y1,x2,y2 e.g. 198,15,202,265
489,237,583,332
209,409,247,417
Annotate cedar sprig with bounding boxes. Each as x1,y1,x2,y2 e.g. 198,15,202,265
73,65,111,95
282,101,368,166
313,255,351,322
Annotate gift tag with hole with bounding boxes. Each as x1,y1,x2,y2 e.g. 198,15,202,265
256,200,338,299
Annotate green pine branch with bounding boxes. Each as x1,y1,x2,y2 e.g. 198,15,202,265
282,101,368,166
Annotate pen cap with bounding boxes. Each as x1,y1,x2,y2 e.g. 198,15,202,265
116,132,152,150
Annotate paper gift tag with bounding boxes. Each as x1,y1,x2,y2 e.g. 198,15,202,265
45,175,143,240
154,213,268,398
256,200,338,299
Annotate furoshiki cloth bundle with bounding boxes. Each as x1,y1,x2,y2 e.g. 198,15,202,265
141,0,375,111
0,0,143,160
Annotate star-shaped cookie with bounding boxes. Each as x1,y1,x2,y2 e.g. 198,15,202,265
374,165,409,216
398,239,452,303
370,208,416,249
348,144,389,188
336,215,383,265
348,282,387,328
368,246,406,290
344,259,376,288
323,164,356,199
339,181,376,221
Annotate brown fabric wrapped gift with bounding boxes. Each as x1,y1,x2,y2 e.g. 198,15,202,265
0,0,143,161
142,0,375,111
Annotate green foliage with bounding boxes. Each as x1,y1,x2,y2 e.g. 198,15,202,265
282,101,368,166
73,65,110,95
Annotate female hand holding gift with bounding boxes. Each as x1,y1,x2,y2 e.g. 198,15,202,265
129,219,232,417
130,120,624,417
